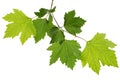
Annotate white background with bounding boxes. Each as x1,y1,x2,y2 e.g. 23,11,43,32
0,0,120,80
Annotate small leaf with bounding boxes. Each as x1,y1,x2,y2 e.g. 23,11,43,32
3,9,36,44
64,10,86,35
33,19,53,43
34,8,48,18
48,27,65,43
81,33,118,74
49,6,56,13
47,40,81,69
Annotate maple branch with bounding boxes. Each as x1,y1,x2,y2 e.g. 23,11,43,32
49,0,87,42
75,35,87,42
31,16,37,20
50,0,61,28
50,0,54,9
52,14,61,28
52,14,87,42
50,0,61,27
63,29,87,42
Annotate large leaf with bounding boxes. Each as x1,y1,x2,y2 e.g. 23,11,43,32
81,33,118,74
3,9,36,44
47,40,81,69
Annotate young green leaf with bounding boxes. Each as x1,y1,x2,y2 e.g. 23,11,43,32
49,6,56,13
81,33,118,74
33,19,53,43
47,40,81,69
3,9,36,44
47,27,65,43
34,8,48,18
64,10,86,35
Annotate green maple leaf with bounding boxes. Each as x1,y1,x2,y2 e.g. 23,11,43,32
81,33,118,74
33,19,53,43
34,7,56,18
34,8,48,18
49,6,56,13
64,10,86,35
3,9,36,44
47,27,65,43
47,40,81,69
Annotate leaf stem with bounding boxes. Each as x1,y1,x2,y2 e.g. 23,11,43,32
52,14,61,28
